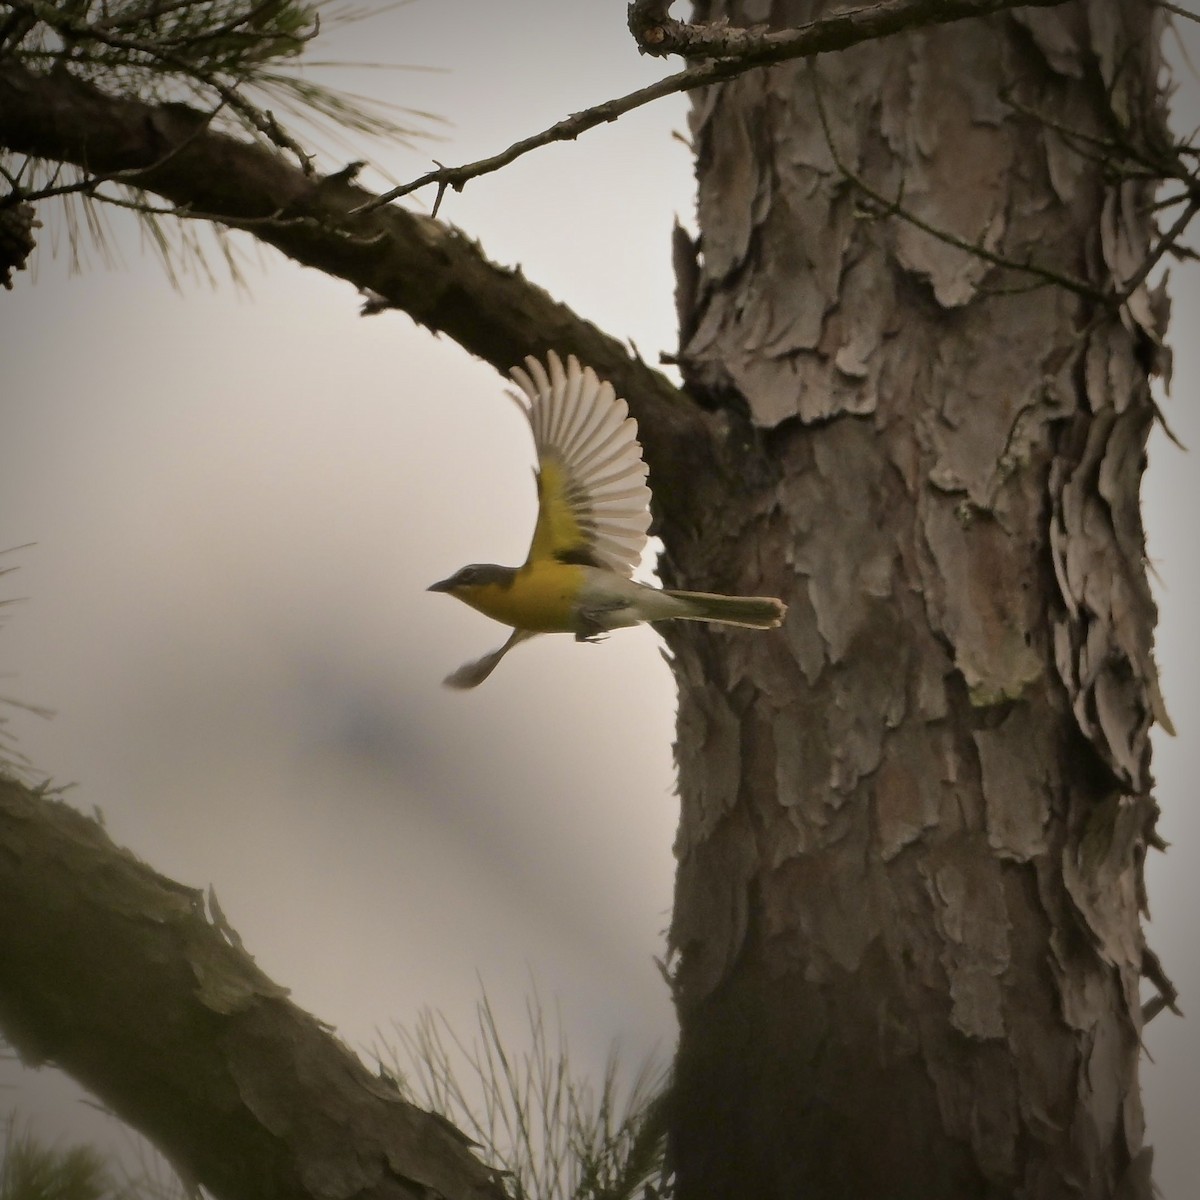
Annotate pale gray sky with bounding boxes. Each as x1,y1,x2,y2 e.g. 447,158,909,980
1,3,1196,1195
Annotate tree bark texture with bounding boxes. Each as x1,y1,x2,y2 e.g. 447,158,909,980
0,5,1176,1197
0,778,503,1200
663,2,1170,1197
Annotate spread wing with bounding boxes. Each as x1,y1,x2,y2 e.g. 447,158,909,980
509,352,651,576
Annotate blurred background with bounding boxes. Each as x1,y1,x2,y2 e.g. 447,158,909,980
1,2,1196,1195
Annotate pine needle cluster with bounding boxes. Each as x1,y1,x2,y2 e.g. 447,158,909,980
383,991,673,1200
0,1,435,280
0,1113,183,1200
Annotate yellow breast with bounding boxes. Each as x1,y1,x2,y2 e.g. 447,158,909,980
464,560,584,633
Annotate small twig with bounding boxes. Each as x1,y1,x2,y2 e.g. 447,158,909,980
83,189,386,245
1002,90,1145,170
1141,946,1182,1025
1157,1,1200,24
431,178,449,219
1113,194,1200,306
1146,189,1197,211
353,66,710,214
1111,194,1199,449
4,160,386,249
998,85,1200,306
356,0,1071,215
972,275,1059,298
1061,192,1200,384
1005,90,1200,201
1,174,105,205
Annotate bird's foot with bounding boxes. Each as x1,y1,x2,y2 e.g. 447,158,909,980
574,612,610,644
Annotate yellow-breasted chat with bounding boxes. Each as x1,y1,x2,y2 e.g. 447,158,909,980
429,352,787,688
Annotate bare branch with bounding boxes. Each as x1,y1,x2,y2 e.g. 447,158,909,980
48,185,386,241
627,0,1070,59
358,0,1072,214
353,67,703,215
1149,189,1199,210
1157,1,1200,25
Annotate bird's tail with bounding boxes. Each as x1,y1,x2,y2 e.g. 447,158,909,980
664,589,786,630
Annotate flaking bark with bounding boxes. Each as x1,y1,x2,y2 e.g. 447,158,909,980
662,2,1169,1196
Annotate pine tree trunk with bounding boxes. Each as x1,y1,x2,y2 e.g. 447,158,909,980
662,3,1170,1196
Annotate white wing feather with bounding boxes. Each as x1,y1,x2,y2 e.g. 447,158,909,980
509,351,651,577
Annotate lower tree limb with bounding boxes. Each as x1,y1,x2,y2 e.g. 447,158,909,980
0,777,502,1200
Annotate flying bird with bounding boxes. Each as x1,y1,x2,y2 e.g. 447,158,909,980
429,352,787,688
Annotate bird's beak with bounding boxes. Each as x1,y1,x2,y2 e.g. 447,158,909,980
427,577,455,593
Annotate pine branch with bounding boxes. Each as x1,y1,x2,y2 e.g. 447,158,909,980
4,0,316,169
0,776,504,1200
0,58,712,533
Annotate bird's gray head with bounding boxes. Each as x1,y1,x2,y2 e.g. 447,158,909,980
428,564,517,594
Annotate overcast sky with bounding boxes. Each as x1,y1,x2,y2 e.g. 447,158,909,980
2,3,1197,1195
